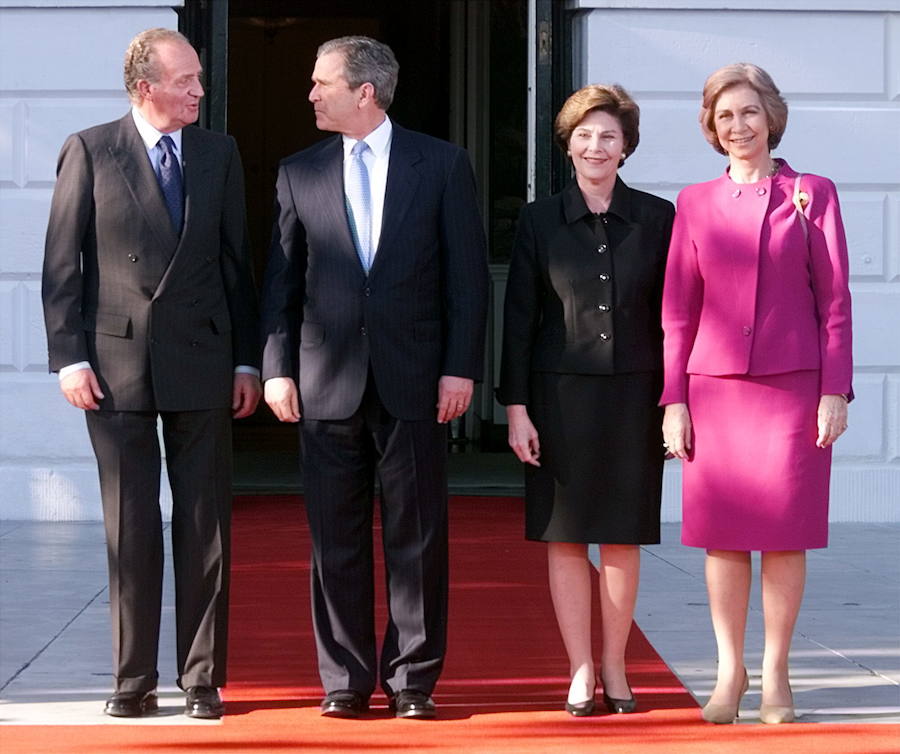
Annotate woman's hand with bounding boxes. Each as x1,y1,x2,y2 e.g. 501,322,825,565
816,394,848,448
662,402,693,460
506,404,541,466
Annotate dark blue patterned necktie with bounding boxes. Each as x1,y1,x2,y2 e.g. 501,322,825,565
156,135,183,233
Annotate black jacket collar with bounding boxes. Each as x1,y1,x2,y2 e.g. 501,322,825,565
562,175,633,225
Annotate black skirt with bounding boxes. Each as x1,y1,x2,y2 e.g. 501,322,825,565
524,371,664,544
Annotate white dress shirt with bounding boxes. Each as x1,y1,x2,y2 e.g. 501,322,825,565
342,116,393,259
131,104,183,171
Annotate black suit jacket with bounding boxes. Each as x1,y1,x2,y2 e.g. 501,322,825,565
260,124,489,421
42,113,259,411
497,178,675,405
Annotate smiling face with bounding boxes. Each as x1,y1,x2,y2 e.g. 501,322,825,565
567,109,625,187
137,40,203,132
713,84,770,163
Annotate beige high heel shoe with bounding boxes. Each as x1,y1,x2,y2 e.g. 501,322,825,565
701,669,749,724
759,687,795,724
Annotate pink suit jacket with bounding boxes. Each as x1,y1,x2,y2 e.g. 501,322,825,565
660,160,852,405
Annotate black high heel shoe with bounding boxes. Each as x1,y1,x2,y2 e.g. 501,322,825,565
565,683,597,717
602,687,636,714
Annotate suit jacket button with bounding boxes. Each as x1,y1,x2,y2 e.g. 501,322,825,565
598,304,610,312
191,340,199,347
360,326,367,336
599,332,611,341
128,253,138,262
599,273,610,281
597,244,607,254
364,286,371,296
742,326,752,336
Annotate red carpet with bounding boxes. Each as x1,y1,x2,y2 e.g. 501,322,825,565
224,495,697,716
4,495,898,753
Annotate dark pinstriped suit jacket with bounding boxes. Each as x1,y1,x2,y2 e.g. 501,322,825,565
260,124,489,421
42,113,260,409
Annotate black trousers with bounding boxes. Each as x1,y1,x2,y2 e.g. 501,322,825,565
299,377,448,698
85,408,232,694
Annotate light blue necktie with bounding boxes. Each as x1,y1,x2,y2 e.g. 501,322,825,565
346,140,372,271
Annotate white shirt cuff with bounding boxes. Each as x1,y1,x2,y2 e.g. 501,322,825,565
60,363,258,380
58,362,92,380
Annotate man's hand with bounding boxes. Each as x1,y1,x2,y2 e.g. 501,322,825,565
436,375,473,424
232,373,262,418
264,377,301,423
60,368,104,410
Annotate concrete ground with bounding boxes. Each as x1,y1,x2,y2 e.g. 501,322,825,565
1,450,898,726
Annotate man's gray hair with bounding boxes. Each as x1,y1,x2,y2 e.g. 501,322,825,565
317,36,399,110
124,28,192,103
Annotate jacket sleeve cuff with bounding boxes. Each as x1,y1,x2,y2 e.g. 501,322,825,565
658,381,687,406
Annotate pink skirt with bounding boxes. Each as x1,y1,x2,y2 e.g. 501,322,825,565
681,370,831,551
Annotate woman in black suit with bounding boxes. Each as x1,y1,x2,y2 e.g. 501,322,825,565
498,85,674,716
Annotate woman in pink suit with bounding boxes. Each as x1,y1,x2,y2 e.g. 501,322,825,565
660,64,852,725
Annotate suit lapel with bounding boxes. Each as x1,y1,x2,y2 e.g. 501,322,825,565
562,181,603,257
180,125,212,241
156,126,212,290
108,114,179,254
311,137,362,268
369,126,422,277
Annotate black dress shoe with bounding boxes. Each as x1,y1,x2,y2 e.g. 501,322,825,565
185,686,225,719
320,689,368,718
390,689,436,719
104,690,158,717
603,688,637,714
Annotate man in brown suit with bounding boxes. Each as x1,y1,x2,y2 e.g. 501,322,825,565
41,28,260,719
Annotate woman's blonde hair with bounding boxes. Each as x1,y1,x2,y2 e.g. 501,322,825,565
699,63,788,156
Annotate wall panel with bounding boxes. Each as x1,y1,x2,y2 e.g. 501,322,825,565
0,2,177,519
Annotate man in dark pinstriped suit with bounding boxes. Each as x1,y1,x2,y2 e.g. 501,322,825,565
260,36,488,719
41,29,260,720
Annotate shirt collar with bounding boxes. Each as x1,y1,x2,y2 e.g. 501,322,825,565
342,115,392,159
562,176,633,225
131,106,183,154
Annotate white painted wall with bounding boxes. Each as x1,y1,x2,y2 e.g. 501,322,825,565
1,1,897,520
0,1,179,519
568,1,900,521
